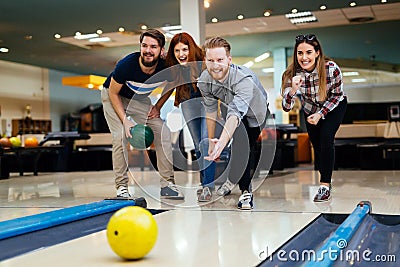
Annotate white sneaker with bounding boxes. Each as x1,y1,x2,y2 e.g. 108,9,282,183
216,180,235,196
116,186,132,198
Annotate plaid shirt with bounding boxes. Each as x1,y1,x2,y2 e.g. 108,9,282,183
282,61,345,118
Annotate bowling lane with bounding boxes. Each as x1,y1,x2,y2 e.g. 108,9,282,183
0,210,318,267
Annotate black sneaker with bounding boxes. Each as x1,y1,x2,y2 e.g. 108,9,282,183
160,182,184,200
237,191,254,210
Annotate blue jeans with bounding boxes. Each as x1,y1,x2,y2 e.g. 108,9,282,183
181,98,216,189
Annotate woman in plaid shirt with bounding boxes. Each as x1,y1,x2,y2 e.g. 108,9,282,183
281,34,347,202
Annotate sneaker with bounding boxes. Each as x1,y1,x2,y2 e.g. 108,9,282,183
116,186,131,198
161,182,184,200
198,187,212,202
217,180,235,196
196,185,203,196
237,191,253,210
313,184,331,202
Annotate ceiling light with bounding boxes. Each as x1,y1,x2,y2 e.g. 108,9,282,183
0,47,9,53
74,33,99,40
254,52,271,62
54,34,61,39
351,78,366,83
285,11,312,18
204,0,210,8
262,68,275,73
350,2,357,7
96,29,103,34
211,18,218,23
343,71,360,76
263,10,272,17
162,25,182,31
291,9,298,13
118,27,125,32
285,11,317,24
237,15,244,20
161,25,183,39
289,16,317,24
381,0,387,3
140,24,148,30
89,37,111,43
243,61,254,68
320,5,327,10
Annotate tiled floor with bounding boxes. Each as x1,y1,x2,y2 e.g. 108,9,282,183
0,166,399,266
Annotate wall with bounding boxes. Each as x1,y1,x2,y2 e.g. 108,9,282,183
0,61,49,120
345,83,400,103
49,70,101,131
0,60,101,135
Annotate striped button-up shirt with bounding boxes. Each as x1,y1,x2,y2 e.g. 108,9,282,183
282,61,345,118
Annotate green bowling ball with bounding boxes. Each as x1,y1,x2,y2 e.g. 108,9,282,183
128,124,154,150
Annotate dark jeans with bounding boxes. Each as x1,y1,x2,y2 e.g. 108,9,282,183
229,118,264,192
305,98,347,183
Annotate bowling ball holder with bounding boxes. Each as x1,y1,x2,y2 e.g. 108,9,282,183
104,196,147,208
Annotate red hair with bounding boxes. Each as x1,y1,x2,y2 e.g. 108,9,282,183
166,32,204,106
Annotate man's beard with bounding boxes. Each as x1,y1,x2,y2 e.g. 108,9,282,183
141,54,159,67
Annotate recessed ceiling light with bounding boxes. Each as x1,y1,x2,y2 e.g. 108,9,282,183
237,14,244,20
24,35,33,40
211,17,218,23
263,10,272,17
140,24,148,30
96,29,103,34
118,27,125,32
54,34,61,39
350,2,357,7
320,5,327,10
381,0,387,2
204,0,210,8
0,47,9,53
291,9,298,13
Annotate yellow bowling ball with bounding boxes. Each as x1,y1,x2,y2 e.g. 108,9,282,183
106,206,158,260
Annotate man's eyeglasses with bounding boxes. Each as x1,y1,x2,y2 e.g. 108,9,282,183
295,34,317,43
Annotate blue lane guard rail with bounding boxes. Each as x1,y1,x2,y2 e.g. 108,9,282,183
303,201,371,267
0,199,137,240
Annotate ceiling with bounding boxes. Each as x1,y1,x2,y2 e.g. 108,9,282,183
0,0,400,79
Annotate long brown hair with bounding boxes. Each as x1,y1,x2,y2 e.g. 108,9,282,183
281,34,328,101
165,32,204,106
